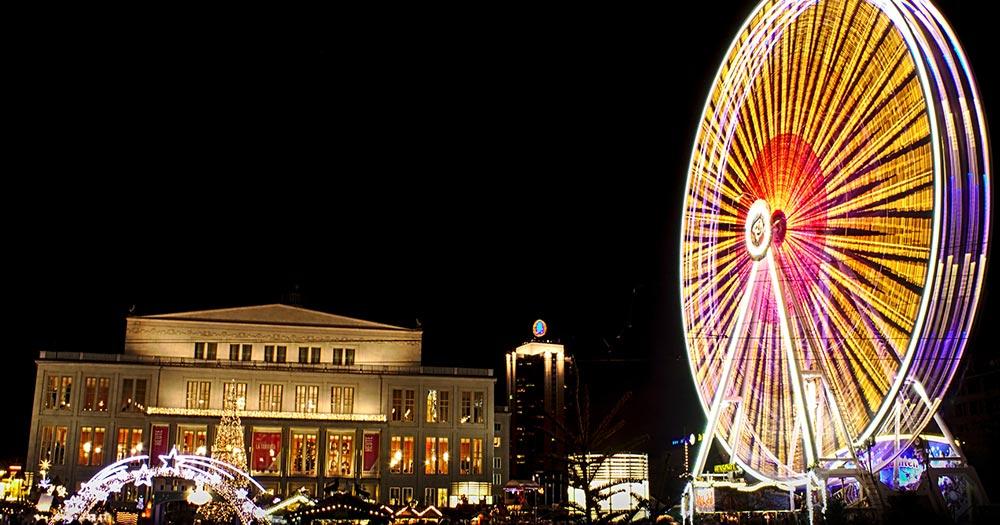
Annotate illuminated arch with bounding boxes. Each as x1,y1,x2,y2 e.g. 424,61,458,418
52,447,268,524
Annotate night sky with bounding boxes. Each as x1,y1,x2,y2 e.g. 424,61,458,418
6,1,995,495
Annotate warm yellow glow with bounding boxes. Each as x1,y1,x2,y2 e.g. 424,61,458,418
147,406,386,422
682,0,936,482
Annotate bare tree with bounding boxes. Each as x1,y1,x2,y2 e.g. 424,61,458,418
546,369,648,525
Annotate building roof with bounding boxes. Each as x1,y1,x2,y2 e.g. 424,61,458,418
136,304,414,331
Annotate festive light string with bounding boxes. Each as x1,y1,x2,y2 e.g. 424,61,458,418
680,0,989,485
147,406,386,422
50,448,268,525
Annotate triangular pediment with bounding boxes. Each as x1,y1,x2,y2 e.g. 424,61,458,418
139,304,411,331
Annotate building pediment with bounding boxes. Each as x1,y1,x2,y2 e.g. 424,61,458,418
137,304,413,331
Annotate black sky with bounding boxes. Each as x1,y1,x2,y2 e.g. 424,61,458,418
6,1,996,485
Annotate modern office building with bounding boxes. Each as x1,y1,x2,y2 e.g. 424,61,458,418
27,304,500,506
505,331,574,504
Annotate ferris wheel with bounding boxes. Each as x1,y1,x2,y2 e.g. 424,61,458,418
680,0,989,485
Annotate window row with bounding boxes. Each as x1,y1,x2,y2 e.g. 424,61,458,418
392,388,486,424
43,376,147,414
389,435,484,475
39,423,489,480
39,425,144,466
194,343,355,365
185,382,354,413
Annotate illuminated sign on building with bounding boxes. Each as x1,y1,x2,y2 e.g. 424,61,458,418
532,320,547,338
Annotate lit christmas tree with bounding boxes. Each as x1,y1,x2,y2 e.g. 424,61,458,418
197,381,249,524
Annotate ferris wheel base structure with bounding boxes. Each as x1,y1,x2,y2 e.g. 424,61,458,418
678,0,991,522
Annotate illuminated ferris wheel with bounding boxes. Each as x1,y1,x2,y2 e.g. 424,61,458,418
680,0,989,486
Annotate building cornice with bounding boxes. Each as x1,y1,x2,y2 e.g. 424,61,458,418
146,406,387,422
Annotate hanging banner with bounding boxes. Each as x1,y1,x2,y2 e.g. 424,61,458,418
150,424,170,460
362,430,380,477
252,430,282,475
694,486,715,513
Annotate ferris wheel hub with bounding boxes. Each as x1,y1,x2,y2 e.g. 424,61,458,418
744,199,772,260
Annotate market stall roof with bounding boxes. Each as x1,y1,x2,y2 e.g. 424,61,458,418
287,492,392,525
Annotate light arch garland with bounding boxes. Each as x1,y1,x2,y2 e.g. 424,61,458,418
51,447,269,524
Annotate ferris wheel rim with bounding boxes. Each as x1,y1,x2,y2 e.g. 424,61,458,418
676,0,984,484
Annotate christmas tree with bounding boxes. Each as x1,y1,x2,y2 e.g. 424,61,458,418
197,380,249,523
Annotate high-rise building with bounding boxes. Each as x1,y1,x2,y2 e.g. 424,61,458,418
505,324,574,504
28,304,500,506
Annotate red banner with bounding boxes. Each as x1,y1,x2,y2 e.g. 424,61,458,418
362,431,379,476
150,424,170,460
252,431,282,474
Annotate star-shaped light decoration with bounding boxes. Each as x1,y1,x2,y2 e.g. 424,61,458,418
159,446,181,469
39,459,51,473
133,464,154,488
234,488,248,500
55,486,68,498
38,478,52,490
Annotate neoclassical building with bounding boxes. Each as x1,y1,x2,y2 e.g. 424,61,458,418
28,304,501,506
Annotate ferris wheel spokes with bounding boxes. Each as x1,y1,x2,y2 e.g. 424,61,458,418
766,250,819,470
690,258,762,478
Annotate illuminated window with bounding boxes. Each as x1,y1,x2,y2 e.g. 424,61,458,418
331,386,354,414
391,388,415,422
474,392,484,423
78,426,105,466
115,428,144,460
259,384,283,412
289,429,318,476
83,377,110,412
295,385,319,413
460,438,471,474
460,391,485,423
223,382,247,410
390,435,415,474
402,487,414,504
458,439,483,474
44,375,73,410
389,487,401,505
326,431,355,476
494,436,501,448
185,381,211,409
425,437,449,475
424,488,436,507
427,389,451,423
472,438,483,474
39,425,68,465
120,378,147,412
177,425,208,455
